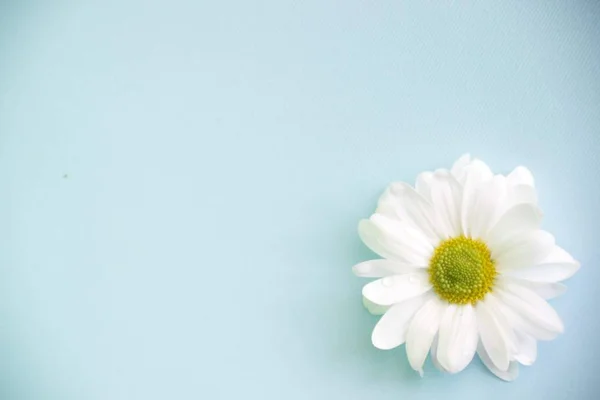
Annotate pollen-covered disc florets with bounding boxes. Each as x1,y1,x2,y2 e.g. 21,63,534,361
428,236,497,305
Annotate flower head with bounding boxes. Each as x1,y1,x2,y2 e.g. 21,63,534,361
353,155,579,381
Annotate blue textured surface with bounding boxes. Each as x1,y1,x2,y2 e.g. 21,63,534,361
1,1,599,399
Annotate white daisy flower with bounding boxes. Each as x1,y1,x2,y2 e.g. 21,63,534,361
353,154,579,381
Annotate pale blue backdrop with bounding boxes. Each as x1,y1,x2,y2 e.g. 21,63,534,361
0,1,598,399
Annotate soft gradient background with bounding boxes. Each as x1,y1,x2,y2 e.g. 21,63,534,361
0,1,598,399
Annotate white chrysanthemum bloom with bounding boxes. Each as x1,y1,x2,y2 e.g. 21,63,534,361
353,154,579,381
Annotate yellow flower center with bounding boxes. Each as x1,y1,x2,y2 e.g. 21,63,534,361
428,236,497,305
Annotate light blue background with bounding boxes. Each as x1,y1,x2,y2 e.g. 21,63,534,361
1,1,598,399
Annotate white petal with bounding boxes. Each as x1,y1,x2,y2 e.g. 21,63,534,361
429,170,463,238
405,297,446,376
377,183,441,244
430,335,448,373
371,295,428,350
461,159,494,236
475,295,516,372
353,259,423,278
513,331,537,366
467,158,494,178
495,282,564,335
494,230,555,271
507,166,535,187
477,341,519,382
415,171,434,201
358,219,398,261
502,246,580,283
362,271,432,306
506,184,538,207
539,245,577,266
485,203,543,249
450,154,472,185
437,304,478,373
358,216,433,265
371,214,434,262
377,185,403,217
495,299,558,341
497,276,566,300
362,296,390,315
503,167,538,211
375,200,401,222
468,175,508,239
